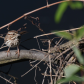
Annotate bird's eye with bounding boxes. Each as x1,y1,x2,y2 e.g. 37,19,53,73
13,34,15,35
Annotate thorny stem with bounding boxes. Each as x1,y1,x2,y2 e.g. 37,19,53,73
0,0,83,30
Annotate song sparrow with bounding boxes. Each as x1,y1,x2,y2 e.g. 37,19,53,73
4,30,26,57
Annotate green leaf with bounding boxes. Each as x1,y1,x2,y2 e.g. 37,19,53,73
75,2,83,9
70,2,83,9
64,64,80,78
57,75,84,84
69,2,77,9
73,47,84,64
76,26,84,40
54,2,68,23
55,31,72,40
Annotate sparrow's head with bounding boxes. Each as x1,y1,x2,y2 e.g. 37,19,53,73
8,30,20,35
5,30,21,40
7,30,18,35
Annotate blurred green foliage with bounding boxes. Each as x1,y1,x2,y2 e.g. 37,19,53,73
56,31,72,40
54,1,83,23
54,2,68,23
57,75,84,84
54,1,84,83
55,26,84,41
70,1,83,9
54,26,84,83
73,47,84,64
64,64,80,78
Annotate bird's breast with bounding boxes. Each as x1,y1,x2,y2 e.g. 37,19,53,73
5,39,20,47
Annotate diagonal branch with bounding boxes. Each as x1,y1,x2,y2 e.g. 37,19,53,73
0,75,13,84
0,0,83,30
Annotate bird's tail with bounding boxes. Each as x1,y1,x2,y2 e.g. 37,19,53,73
19,31,28,35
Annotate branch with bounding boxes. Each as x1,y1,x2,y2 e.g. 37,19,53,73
0,0,83,30
0,50,55,65
0,39,82,65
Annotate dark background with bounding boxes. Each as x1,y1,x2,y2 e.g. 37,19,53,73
0,0,84,84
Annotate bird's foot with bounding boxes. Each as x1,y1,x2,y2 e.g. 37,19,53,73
15,48,20,57
6,48,10,57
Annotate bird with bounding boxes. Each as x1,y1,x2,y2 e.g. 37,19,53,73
4,30,27,57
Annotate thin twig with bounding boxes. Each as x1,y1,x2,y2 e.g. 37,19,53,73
55,37,63,47
36,37,41,50
54,44,77,60
21,54,48,77
34,68,38,84
0,36,4,39
42,66,48,84
20,26,82,44
48,40,52,84
0,75,13,84
26,16,56,45
41,74,65,77
30,60,38,64
34,26,82,38
0,46,7,49
73,81,77,84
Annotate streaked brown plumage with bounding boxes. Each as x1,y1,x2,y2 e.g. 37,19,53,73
4,30,27,57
